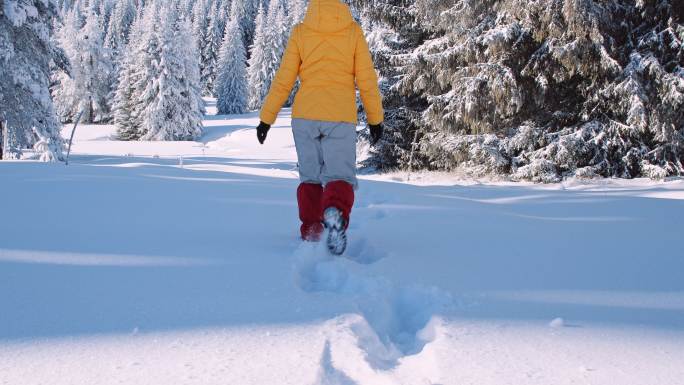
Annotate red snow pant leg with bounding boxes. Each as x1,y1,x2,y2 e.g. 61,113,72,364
297,183,324,241
322,180,355,229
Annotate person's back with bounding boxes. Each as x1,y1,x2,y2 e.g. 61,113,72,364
256,0,384,254
260,0,383,126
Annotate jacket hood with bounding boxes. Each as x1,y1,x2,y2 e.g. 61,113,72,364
302,0,354,33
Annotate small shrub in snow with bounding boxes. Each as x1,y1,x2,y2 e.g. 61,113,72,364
641,161,668,180
513,159,561,184
549,317,565,328
32,126,62,162
419,132,509,176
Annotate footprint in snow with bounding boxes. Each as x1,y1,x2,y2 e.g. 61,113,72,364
292,243,451,369
369,209,387,220
345,237,387,265
313,340,358,385
347,209,385,231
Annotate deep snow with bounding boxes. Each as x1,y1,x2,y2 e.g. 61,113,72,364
1,100,683,384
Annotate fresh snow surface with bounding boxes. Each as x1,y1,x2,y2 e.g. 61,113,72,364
1,99,683,385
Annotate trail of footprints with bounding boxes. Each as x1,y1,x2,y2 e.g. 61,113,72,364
293,199,451,384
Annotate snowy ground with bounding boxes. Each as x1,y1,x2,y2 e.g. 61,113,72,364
1,100,683,384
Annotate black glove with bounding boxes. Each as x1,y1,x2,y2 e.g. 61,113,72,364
369,123,383,145
256,121,270,144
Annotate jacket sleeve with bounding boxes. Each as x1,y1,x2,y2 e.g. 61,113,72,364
260,27,302,125
354,24,384,125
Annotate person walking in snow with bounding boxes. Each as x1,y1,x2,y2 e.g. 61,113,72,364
255,0,384,255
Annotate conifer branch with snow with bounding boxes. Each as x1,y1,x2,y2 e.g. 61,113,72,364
1,0,65,159
356,0,684,180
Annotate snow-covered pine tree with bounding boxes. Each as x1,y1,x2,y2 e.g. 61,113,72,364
103,0,138,118
179,0,196,18
266,0,287,57
271,0,288,40
134,0,146,18
57,0,72,13
52,7,114,123
356,0,684,180
279,0,307,107
113,50,140,140
112,4,144,140
192,0,211,88
113,1,161,140
128,2,164,138
269,0,288,95
214,17,249,114
288,0,306,27
179,14,206,139
350,0,427,171
105,0,137,50
247,2,268,110
229,0,246,45
216,0,229,34
97,0,116,34
230,0,257,49
112,7,147,141
247,0,287,110
0,0,65,159
71,0,88,26
97,1,121,103
201,0,225,95
88,0,105,16
139,5,204,140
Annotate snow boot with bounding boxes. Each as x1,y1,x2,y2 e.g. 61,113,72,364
302,222,324,242
321,180,354,228
323,206,347,255
298,183,324,241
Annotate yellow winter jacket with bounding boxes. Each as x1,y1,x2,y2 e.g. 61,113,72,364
259,0,384,126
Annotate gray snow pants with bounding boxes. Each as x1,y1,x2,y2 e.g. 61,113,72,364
292,118,357,189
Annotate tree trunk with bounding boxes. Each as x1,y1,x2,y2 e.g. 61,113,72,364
89,52,94,124
0,121,6,160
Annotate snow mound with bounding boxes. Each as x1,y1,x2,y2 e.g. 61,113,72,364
549,318,565,328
